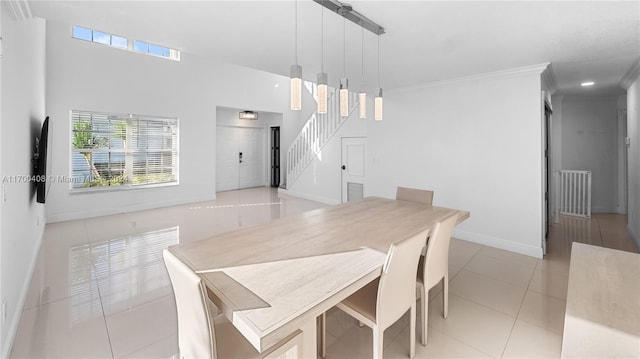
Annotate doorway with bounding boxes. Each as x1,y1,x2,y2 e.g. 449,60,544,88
341,137,366,203
542,102,552,255
618,109,628,214
270,127,280,187
544,103,552,239
216,126,266,192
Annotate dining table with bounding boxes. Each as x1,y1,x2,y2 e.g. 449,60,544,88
168,196,470,358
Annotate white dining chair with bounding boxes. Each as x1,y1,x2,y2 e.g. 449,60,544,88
333,229,429,359
162,249,302,359
395,186,434,205
416,213,458,346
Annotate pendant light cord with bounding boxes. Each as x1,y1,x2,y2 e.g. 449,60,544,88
343,17,346,77
321,7,324,73
361,27,364,81
294,0,298,65
377,35,380,87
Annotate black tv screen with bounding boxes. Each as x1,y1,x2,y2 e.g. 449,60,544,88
35,117,48,203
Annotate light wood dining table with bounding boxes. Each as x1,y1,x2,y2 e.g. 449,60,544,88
169,197,470,358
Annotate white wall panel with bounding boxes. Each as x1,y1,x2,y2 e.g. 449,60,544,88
0,14,46,357
366,69,545,258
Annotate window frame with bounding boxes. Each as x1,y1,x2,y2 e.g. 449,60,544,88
72,25,181,61
69,110,180,194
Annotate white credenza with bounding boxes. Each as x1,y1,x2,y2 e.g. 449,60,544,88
561,242,640,358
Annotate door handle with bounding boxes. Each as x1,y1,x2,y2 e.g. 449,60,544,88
341,165,346,170
239,152,243,163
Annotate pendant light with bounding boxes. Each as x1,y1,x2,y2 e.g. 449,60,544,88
290,0,302,111
339,17,349,117
317,7,328,114
374,34,383,121
359,27,366,119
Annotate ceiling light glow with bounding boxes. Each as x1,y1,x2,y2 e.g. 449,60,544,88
581,81,595,87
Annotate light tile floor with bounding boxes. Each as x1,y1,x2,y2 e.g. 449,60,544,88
9,188,638,358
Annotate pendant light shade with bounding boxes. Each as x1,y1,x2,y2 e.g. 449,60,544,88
290,0,302,111
340,78,349,117
374,35,383,121
374,87,383,121
317,72,328,114
359,85,367,119
290,64,302,111
339,17,349,118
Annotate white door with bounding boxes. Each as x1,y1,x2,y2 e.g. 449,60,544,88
239,127,264,189
341,137,366,203
216,126,239,192
216,126,265,192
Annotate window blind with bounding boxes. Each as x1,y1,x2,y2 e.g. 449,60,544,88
71,111,178,191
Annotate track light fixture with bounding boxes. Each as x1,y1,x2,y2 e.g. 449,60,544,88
290,0,384,120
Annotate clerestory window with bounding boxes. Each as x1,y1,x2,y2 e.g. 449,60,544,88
72,25,180,61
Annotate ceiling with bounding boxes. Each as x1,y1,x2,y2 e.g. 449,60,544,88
26,1,640,95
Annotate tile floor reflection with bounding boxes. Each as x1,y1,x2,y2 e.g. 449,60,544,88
9,189,638,358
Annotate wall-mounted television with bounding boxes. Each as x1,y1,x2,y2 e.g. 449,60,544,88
33,116,49,204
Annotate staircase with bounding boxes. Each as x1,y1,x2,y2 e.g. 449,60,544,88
286,89,359,188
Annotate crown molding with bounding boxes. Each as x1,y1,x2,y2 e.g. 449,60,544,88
621,60,640,89
388,63,551,96
3,0,32,21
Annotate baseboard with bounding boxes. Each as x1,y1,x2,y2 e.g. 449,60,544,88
277,188,340,205
591,206,618,214
46,195,216,223
2,226,45,359
453,228,544,259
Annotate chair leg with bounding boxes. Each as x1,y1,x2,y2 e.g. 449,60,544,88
421,286,428,346
410,302,416,359
373,326,384,359
320,312,326,358
443,275,449,319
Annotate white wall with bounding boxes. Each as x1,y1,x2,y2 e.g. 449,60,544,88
0,14,46,357
560,95,619,213
627,73,640,247
45,19,297,222
366,66,546,258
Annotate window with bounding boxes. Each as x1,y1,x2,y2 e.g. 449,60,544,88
133,40,181,61
71,111,178,191
72,26,127,49
72,25,180,61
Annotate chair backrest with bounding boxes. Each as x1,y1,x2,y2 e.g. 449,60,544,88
163,249,216,359
423,213,458,289
376,229,429,330
396,186,434,205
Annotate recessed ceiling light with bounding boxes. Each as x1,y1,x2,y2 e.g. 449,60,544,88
581,81,595,87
